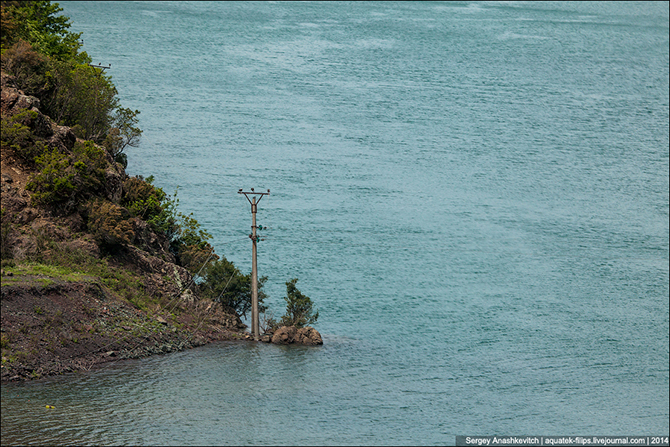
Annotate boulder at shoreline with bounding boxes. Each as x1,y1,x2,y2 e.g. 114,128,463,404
270,326,323,345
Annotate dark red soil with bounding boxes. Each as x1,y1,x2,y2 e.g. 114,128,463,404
1,277,250,382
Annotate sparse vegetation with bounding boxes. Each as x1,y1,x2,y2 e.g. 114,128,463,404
1,1,321,382
279,278,318,328
199,256,267,319
87,200,134,249
26,140,109,212
0,109,46,163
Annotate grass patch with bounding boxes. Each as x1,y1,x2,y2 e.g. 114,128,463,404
0,276,19,285
3,254,181,334
2,262,89,282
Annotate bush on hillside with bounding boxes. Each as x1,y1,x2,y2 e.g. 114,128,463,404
26,147,75,206
2,3,141,149
41,60,118,143
199,257,267,318
87,199,134,249
103,107,142,167
0,39,48,94
26,140,108,212
0,109,47,163
0,1,83,61
122,176,166,221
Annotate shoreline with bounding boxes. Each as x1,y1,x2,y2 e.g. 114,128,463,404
0,278,252,383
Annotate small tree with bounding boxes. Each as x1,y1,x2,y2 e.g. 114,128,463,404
199,257,267,319
0,40,48,93
280,278,318,328
104,107,142,167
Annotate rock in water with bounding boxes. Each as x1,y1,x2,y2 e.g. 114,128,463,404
296,327,323,345
271,326,323,345
271,326,296,344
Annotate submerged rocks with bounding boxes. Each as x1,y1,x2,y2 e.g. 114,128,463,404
270,326,323,346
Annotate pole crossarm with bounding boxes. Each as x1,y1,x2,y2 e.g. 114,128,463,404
238,189,270,205
88,63,111,70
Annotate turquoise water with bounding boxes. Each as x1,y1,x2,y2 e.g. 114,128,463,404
2,2,668,445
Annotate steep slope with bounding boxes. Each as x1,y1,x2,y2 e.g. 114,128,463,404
1,72,251,381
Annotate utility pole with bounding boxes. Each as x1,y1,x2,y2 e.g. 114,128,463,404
238,188,270,341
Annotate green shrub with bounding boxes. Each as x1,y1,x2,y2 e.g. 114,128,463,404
2,1,142,157
121,179,221,273
199,257,267,318
0,1,83,61
103,107,142,160
0,110,47,163
169,210,216,274
71,140,107,192
124,183,215,274
121,176,166,221
87,199,134,249
26,147,75,206
42,60,118,142
280,278,318,328
0,39,48,94
26,140,108,211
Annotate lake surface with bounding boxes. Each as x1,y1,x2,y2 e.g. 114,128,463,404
2,1,668,445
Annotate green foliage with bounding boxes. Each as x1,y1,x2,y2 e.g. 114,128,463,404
280,278,318,328
1,43,125,147
1,4,19,49
1,1,84,61
26,140,108,211
121,179,220,274
103,107,142,160
122,176,166,221
87,199,134,249
26,147,75,206
71,140,107,191
42,60,118,142
0,109,47,163
170,209,216,274
1,2,140,150
199,256,267,318
0,39,48,93
147,186,180,240
133,185,216,275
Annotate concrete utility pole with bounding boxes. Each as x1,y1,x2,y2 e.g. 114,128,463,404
238,188,270,341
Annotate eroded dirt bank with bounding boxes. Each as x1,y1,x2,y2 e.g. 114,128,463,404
1,276,251,382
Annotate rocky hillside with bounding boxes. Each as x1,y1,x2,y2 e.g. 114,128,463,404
1,1,325,381
1,72,251,381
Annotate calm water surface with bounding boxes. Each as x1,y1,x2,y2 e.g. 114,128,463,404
2,2,668,445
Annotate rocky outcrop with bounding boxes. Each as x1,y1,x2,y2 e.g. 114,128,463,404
193,299,247,330
1,73,85,157
0,83,41,115
270,326,323,346
130,217,169,256
48,122,76,152
103,165,124,203
122,245,193,303
0,83,54,143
